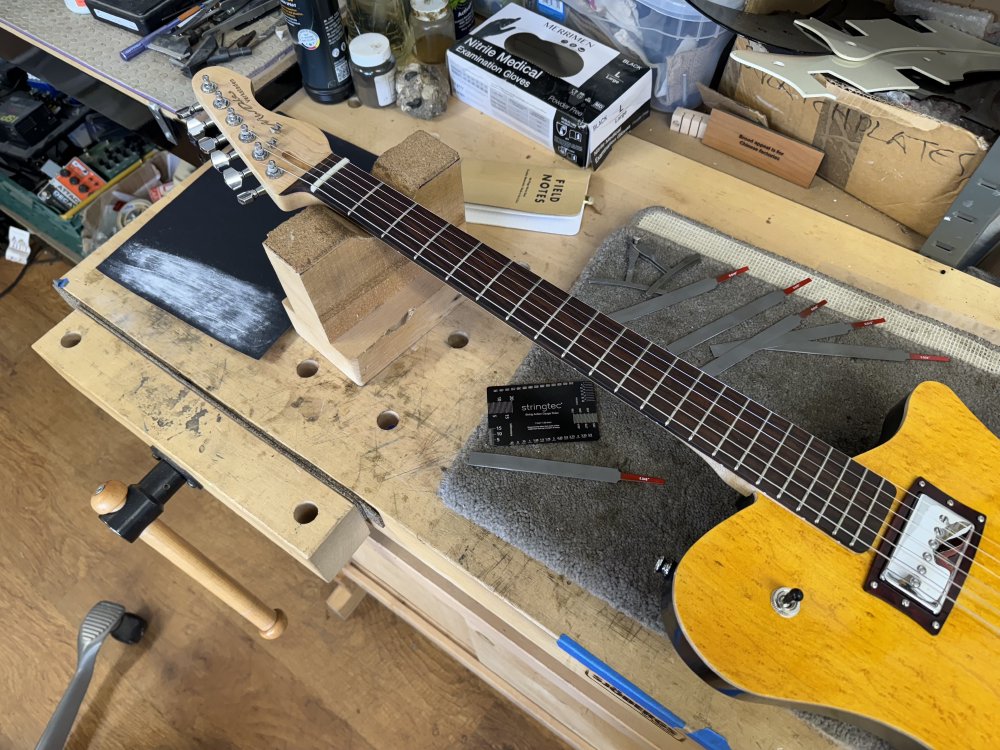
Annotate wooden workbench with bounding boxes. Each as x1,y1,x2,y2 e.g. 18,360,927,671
33,92,1000,749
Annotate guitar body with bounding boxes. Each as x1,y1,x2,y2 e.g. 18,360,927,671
669,381,1000,749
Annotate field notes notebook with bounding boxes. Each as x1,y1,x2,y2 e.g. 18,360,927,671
462,160,591,235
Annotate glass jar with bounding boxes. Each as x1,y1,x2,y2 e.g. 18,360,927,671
342,0,414,61
409,0,455,65
349,33,398,108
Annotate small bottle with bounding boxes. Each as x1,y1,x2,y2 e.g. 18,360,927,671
280,0,354,104
452,0,475,40
349,33,398,109
410,0,455,65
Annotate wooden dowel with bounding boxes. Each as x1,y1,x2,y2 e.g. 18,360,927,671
92,480,287,639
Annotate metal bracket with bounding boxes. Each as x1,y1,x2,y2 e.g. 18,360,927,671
97,449,200,542
146,103,178,146
920,140,1000,269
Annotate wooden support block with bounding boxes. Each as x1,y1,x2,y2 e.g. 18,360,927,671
702,109,824,188
264,131,465,385
326,575,367,620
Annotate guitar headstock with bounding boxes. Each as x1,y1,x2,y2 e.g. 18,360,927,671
183,66,332,211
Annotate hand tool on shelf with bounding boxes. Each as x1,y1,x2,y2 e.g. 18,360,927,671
665,277,812,354
701,300,826,375
609,267,749,324
120,3,208,61
467,452,665,485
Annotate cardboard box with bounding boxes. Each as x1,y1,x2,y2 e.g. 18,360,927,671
719,37,991,236
447,5,653,167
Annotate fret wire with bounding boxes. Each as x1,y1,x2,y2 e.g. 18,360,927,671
735,412,769,470
640,360,676,410
852,477,892,548
834,468,868,540
445,242,482,282
777,434,813,499
757,422,793,484
506,278,542,321
817,459,853,525
349,183,382,215
616,342,652,393
713,398,749,457
689,387,723,443
666,372,701,427
562,312,599,359
381,203,415,237
415,225,448,259
798,446,833,511
589,328,626,376
535,295,572,340
476,259,513,301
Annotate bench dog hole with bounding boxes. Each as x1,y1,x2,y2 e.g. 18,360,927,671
377,410,399,430
297,359,319,378
447,331,469,348
60,332,82,348
294,502,319,524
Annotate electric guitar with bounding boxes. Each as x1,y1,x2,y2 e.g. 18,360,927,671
187,68,1000,749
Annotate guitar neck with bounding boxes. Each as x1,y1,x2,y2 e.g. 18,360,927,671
301,154,894,552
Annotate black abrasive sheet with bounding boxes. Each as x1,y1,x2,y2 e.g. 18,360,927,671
99,133,375,358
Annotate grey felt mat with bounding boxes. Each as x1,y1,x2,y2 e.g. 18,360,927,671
439,207,999,749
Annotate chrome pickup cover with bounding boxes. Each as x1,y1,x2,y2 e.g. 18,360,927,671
864,478,985,635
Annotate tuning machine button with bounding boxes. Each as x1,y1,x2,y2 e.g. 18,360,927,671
223,166,253,190
210,150,238,171
237,186,267,205
238,123,257,143
186,116,213,138
225,107,243,127
198,135,227,153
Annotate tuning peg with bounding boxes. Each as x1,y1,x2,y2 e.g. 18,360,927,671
198,135,226,153
223,166,253,190
210,150,238,171
237,186,266,205
175,103,204,120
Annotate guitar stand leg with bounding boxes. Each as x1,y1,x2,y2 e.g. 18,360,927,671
91,454,287,639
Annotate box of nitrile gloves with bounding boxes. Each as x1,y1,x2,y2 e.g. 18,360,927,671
447,5,652,168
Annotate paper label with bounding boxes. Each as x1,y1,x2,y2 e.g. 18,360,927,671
374,72,396,106
6,226,31,265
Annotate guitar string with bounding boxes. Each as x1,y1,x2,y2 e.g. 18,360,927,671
275,151,1000,589
257,149,1000,617
264,148,999,584
263,149,1000,595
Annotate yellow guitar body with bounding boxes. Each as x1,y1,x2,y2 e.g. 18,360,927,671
671,382,1000,749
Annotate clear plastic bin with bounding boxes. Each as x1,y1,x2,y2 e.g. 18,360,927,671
562,0,744,111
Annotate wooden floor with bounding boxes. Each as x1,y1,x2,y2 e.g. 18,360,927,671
0,254,567,749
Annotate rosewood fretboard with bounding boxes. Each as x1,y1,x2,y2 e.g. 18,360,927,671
294,154,895,552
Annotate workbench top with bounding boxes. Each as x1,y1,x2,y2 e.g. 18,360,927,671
34,89,1000,749
0,1,293,114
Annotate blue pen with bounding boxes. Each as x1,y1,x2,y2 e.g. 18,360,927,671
119,4,205,62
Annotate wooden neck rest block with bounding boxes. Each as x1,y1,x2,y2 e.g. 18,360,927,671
264,131,464,385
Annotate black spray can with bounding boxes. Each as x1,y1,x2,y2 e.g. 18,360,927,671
280,0,354,104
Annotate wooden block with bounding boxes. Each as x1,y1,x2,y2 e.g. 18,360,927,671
264,131,465,385
702,109,824,188
326,575,367,619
